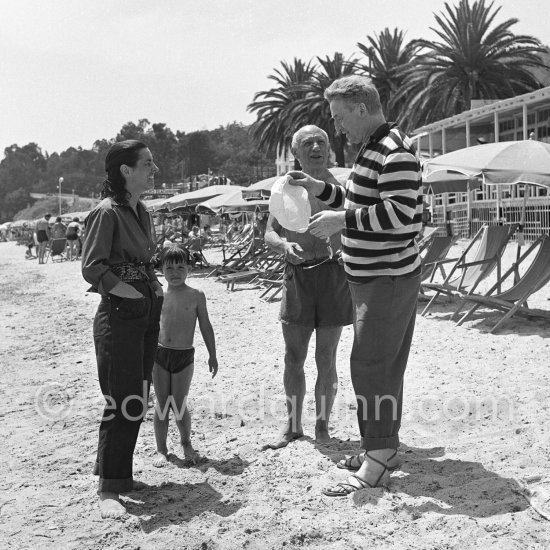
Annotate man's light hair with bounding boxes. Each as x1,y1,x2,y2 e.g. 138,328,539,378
290,125,329,156
324,76,382,114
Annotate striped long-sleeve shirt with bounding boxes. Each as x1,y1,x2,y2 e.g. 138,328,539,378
317,123,423,282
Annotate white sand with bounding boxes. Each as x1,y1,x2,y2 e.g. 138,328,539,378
1,239,550,549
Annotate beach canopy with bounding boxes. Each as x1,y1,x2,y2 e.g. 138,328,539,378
10,219,33,228
222,198,270,214
242,167,352,200
423,140,550,188
144,197,171,211
423,170,482,194
195,186,246,214
241,176,279,200
149,185,236,213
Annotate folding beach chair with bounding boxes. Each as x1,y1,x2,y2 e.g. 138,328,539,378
417,226,439,253
258,270,285,302
185,236,210,268
454,234,550,333
218,248,283,291
420,235,456,283
45,238,68,262
421,224,514,316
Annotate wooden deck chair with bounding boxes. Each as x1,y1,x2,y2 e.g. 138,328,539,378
45,238,68,262
218,249,283,291
420,236,456,283
421,224,514,316
215,240,267,276
454,234,550,332
417,226,439,253
258,270,285,302
185,236,210,268
208,233,256,277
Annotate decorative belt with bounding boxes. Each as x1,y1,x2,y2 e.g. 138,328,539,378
111,262,151,282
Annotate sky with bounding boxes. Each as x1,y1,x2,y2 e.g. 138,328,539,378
2,0,550,155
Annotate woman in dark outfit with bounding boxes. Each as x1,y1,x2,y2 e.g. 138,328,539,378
82,140,164,519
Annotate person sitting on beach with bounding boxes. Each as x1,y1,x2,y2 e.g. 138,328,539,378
184,225,209,267
51,216,67,239
261,125,352,450
226,220,240,242
152,245,218,467
35,213,51,264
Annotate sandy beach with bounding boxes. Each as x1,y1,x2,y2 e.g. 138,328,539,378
1,239,550,550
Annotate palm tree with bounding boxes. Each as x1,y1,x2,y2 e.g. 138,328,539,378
357,28,418,121
247,58,317,159
290,52,359,167
393,0,546,130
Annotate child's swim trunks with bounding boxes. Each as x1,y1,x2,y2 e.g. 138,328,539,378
155,345,195,374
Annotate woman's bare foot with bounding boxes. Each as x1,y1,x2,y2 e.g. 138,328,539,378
98,492,126,519
153,451,170,468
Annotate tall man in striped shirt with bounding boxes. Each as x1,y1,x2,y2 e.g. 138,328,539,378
288,75,423,496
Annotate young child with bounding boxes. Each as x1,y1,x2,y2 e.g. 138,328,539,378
152,245,218,467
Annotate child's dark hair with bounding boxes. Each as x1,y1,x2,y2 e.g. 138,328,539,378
160,244,191,266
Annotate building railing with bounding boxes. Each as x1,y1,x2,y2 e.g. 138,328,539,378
431,197,550,240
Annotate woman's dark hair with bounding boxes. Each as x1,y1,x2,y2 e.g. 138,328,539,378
101,140,148,204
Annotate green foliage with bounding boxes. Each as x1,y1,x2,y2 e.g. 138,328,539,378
247,0,546,153
392,0,547,130
0,121,274,223
247,54,360,167
357,28,418,121
14,197,69,221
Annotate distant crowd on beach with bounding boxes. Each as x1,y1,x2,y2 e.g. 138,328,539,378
3,214,84,263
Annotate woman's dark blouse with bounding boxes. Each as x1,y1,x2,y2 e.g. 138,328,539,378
82,197,158,294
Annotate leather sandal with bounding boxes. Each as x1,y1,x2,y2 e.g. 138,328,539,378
323,452,391,497
337,449,399,471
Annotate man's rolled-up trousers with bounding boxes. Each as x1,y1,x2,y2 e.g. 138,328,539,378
348,273,420,451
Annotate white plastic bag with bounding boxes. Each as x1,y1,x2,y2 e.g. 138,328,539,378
269,175,311,233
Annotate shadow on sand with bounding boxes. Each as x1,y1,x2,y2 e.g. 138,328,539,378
123,480,242,533
167,453,250,476
417,298,550,337
314,441,527,518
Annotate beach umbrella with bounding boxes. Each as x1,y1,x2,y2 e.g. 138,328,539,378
195,186,246,214
425,139,550,249
144,197,171,212
221,199,269,214
422,170,482,195
423,140,550,187
422,170,483,236
241,167,352,200
154,185,235,213
241,176,280,200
